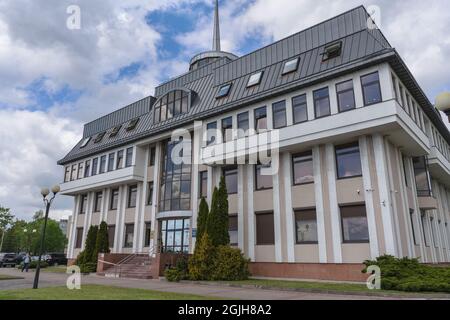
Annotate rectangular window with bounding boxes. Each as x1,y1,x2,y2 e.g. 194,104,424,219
149,147,156,166
94,192,102,213
77,162,84,179
110,189,119,210
336,79,355,112
64,166,70,182
108,153,115,172
199,171,208,198
124,224,134,248
147,182,153,206
144,222,152,247
361,72,382,106
322,42,342,61
282,57,299,75
92,158,98,176
412,157,432,197
292,151,314,185
128,185,138,208
71,164,77,181
80,137,90,148
79,194,88,214
392,74,399,103
99,155,107,174
421,213,429,246
237,112,249,138
292,94,308,124
254,106,267,131
313,87,330,118
84,160,91,178
75,228,83,248
409,210,418,245
340,205,369,243
223,166,238,194
229,215,238,246
295,209,318,244
125,147,133,167
117,150,124,169
159,218,190,253
272,100,287,129
222,116,233,142
255,163,273,190
206,122,217,146
335,143,362,179
107,225,115,248
256,212,275,245
247,71,263,87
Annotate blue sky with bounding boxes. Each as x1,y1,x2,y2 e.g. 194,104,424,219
0,0,449,221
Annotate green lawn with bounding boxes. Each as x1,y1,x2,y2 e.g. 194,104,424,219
0,274,23,281
0,284,217,300
216,279,450,297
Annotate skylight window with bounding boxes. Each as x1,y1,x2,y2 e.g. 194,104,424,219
322,42,342,61
282,57,300,75
80,137,91,148
109,125,122,138
94,132,106,143
216,84,232,99
247,71,264,88
126,118,139,131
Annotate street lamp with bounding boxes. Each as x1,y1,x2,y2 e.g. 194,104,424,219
32,185,60,289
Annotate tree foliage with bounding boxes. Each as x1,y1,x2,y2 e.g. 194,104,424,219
196,197,209,244
94,221,110,259
188,232,215,280
207,177,229,247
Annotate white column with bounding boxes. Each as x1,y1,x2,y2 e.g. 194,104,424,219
384,139,403,257
117,186,127,253
325,143,342,263
396,148,415,258
191,126,201,253
408,157,426,262
113,186,123,253
313,146,327,263
81,192,93,251
150,142,162,252
247,164,255,261
425,212,437,263
207,166,213,206
282,152,295,262
136,147,150,252
103,188,110,223
133,182,143,253
237,165,245,252
68,195,79,259
438,185,450,261
359,136,380,259
372,134,397,256
272,154,282,263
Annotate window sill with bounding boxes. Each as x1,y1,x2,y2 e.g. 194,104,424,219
342,240,370,244
337,175,363,181
296,242,318,245
293,181,314,186
255,187,273,192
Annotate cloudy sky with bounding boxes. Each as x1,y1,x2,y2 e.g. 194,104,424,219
0,0,449,222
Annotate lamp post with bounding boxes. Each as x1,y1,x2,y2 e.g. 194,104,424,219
33,185,60,289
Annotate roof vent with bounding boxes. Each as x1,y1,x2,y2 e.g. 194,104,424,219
126,118,140,131
109,125,122,138
94,132,106,143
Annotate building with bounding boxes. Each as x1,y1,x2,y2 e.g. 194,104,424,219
58,4,450,280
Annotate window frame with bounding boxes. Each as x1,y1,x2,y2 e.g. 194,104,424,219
292,94,308,124
107,153,115,172
75,228,83,248
125,147,133,168
216,83,232,99
221,116,233,143
336,79,356,112
255,163,273,191
295,208,318,244
322,41,342,61
254,106,268,132
116,150,124,170
199,171,208,198
79,194,88,215
99,155,107,174
272,100,287,129
340,204,370,244
110,188,119,210
222,166,238,195
144,222,152,247
128,185,138,208
255,211,275,245
292,151,314,186
361,71,382,106
206,121,217,146
335,142,363,180
313,87,331,119
123,223,134,248
247,71,264,88
282,57,300,75
94,191,103,213
147,182,153,206
237,112,249,138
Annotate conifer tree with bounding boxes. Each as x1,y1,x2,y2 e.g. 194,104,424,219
94,221,110,261
196,197,209,245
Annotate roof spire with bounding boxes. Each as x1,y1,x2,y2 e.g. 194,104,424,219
212,0,221,51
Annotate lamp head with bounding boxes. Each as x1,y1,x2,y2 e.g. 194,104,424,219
51,185,60,194
41,188,50,198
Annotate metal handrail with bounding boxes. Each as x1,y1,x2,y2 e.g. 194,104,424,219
102,248,156,278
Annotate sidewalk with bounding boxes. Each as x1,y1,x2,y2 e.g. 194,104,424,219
0,268,434,300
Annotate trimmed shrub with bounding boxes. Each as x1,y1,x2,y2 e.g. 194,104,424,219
210,246,250,281
363,255,450,292
79,262,97,274
165,255,189,282
165,268,183,282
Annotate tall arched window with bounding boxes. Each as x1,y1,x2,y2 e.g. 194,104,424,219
154,90,190,123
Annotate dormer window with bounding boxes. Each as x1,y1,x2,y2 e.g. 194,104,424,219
247,72,264,88
94,132,106,143
322,42,342,61
80,137,91,148
216,83,232,99
126,118,139,131
109,125,122,138
282,57,300,75
154,90,190,124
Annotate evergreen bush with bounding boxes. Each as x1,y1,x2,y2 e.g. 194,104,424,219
210,246,250,281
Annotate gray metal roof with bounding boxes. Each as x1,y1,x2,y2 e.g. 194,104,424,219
58,5,448,165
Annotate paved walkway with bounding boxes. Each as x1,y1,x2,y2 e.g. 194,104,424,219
0,268,428,300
